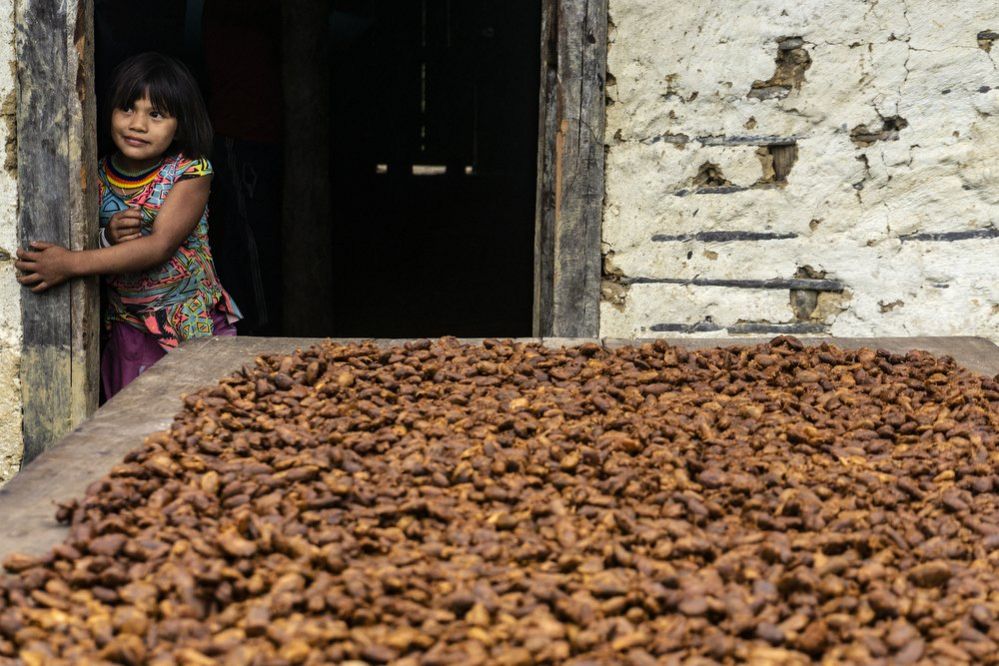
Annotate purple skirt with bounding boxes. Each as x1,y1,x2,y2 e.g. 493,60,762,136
101,310,236,400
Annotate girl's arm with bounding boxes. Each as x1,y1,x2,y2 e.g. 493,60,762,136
15,176,212,293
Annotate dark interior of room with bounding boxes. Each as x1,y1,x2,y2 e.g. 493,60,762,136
94,0,541,338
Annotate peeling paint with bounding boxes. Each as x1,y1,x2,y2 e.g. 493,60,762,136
979,29,997,52
691,162,732,189
814,290,852,323
748,36,813,100
756,143,798,184
600,280,628,311
789,288,818,320
600,251,628,312
850,115,909,147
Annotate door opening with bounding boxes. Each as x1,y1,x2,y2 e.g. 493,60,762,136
94,0,541,339
328,1,541,338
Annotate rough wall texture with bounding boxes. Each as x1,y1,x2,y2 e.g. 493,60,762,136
0,0,21,483
603,0,999,341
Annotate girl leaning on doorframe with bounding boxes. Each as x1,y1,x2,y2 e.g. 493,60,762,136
15,52,241,399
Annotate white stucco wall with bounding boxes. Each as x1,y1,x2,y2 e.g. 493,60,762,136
0,0,22,483
603,0,999,341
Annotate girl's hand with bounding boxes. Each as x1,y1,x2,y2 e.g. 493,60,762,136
108,208,143,244
14,242,78,292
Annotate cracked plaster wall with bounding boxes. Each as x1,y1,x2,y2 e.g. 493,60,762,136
0,0,21,484
603,0,999,342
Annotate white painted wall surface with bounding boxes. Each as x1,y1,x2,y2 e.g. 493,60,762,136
603,0,999,341
0,0,21,483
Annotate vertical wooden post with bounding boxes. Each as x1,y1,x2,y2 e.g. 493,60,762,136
68,0,99,428
282,0,335,336
15,0,99,463
534,0,607,338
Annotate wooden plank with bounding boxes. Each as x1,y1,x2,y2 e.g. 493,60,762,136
16,0,74,463
533,0,558,336
534,0,607,337
68,0,100,427
2,335,996,559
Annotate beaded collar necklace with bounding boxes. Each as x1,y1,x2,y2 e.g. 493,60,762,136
106,155,163,191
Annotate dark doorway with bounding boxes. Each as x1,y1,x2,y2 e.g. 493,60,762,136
328,1,541,337
94,0,541,338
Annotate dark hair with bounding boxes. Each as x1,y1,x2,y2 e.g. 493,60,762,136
108,52,213,158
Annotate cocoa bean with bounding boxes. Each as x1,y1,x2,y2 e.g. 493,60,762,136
908,561,952,588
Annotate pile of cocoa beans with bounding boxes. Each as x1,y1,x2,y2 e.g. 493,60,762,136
3,336,999,665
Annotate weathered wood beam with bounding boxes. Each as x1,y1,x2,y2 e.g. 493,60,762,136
15,0,99,463
281,0,335,336
68,0,100,430
533,0,607,338
15,0,99,464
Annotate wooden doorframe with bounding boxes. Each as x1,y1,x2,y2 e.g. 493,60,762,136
15,0,99,464
14,0,606,459
533,0,607,338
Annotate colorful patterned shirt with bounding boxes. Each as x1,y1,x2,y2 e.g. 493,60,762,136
97,153,241,350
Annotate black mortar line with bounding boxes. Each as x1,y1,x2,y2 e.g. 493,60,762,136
624,276,845,291
899,228,999,242
652,231,798,242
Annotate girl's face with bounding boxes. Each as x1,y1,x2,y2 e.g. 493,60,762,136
111,94,178,169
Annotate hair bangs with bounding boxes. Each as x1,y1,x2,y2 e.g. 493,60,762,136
145,78,183,119
110,77,146,113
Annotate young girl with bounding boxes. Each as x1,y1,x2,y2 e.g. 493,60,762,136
15,52,241,399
